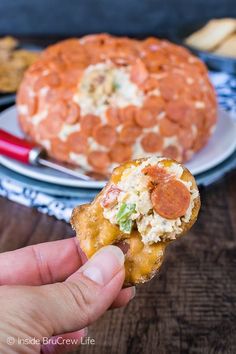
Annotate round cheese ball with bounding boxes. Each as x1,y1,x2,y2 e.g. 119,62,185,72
17,34,217,175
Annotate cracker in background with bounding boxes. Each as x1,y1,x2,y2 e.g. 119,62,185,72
13,50,39,67
0,36,18,50
185,18,236,51
214,34,236,58
0,36,40,93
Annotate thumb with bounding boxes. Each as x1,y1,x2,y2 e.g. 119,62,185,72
35,245,125,336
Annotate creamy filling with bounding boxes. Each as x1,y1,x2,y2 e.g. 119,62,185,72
73,61,144,122
102,157,199,245
59,123,80,141
69,152,92,171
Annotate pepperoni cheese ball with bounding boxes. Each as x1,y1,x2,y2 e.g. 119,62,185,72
71,157,200,285
17,34,217,175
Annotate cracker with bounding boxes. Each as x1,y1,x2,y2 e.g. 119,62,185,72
0,36,18,50
185,18,236,51
71,158,200,285
214,34,236,58
0,36,39,93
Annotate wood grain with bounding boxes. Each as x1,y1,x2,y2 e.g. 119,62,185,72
0,170,236,354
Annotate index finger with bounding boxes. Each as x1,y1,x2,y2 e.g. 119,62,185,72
0,237,86,286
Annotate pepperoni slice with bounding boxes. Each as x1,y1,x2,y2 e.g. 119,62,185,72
166,100,195,128
101,184,121,208
47,54,67,72
88,151,110,170
61,68,84,87
119,123,142,144
119,105,137,124
151,179,191,219
159,117,180,137
93,124,117,147
49,100,68,120
143,96,165,116
27,61,45,76
43,89,59,105
166,43,190,59
193,132,208,151
66,102,80,124
192,110,205,130
135,108,157,128
18,85,38,116
109,143,132,163
57,88,74,102
141,133,163,153
140,77,159,92
27,95,38,116
130,58,149,85
38,116,63,139
106,107,121,127
159,74,184,100
34,72,61,91
142,165,173,184
80,114,101,136
17,85,29,105
67,132,88,154
144,52,168,72
62,48,86,66
204,89,217,107
177,127,195,149
142,37,161,51
205,110,217,130
162,145,180,160
50,138,70,162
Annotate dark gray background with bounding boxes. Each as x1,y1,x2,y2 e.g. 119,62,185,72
0,0,235,37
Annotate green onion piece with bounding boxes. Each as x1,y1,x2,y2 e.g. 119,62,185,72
119,219,133,233
112,82,120,91
116,203,136,222
116,203,136,234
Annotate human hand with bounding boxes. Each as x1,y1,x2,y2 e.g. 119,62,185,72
0,238,135,353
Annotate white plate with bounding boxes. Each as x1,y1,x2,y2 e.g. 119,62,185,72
0,106,236,189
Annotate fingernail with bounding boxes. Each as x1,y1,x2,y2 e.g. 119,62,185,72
130,286,136,299
81,245,125,286
82,327,88,337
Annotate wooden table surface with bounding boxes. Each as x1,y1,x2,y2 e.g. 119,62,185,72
0,169,236,353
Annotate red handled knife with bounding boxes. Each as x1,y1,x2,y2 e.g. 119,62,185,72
0,129,92,181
